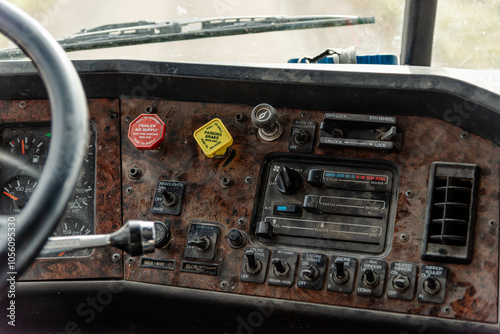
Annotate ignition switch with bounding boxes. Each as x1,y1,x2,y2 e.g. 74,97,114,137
251,103,283,141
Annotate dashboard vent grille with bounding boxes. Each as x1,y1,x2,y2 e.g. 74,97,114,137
421,162,479,264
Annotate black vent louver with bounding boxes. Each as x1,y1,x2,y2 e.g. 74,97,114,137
421,162,479,264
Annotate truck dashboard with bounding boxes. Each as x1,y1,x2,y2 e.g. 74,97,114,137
0,58,499,333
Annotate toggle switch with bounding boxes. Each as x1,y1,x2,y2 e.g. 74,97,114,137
327,256,357,294
151,181,186,216
356,259,387,297
185,224,219,260
240,247,270,284
297,253,327,290
363,269,379,287
332,260,349,284
271,258,291,278
288,120,317,153
417,265,447,304
161,191,178,207
302,265,320,282
387,262,417,300
187,236,211,252
423,277,441,295
245,249,262,275
268,250,298,287
393,274,410,292
292,129,309,145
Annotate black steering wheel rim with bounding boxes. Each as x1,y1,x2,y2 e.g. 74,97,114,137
0,0,88,292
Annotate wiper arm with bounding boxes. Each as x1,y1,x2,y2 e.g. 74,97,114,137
0,15,374,60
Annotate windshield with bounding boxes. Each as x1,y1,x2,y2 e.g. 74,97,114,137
0,0,498,69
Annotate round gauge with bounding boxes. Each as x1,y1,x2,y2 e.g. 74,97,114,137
67,180,94,215
6,134,47,165
50,218,93,257
53,217,92,236
0,175,38,214
1,124,97,259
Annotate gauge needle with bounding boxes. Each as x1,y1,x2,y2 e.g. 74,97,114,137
3,191,18,201
58,252,66,257
22,139,25,154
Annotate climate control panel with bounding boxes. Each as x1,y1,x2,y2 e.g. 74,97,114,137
251,154,399,254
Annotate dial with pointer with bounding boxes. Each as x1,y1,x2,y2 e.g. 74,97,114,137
6,134,47,164
1,175,38,214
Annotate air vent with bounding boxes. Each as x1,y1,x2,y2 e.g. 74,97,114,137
421,162,479,264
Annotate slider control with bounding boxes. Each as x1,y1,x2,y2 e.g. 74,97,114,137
255,221,274,239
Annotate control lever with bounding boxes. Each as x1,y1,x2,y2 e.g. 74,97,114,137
39,220,155,257
379,126,397,141
318,112,402,151
255,221,274,239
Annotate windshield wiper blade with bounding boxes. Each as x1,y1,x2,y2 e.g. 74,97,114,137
0,15,374,60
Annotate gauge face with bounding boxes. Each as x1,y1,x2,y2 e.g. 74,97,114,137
0,123,97,258
1,126,50,167
0,175,38,214
51,218,93,257
6,134,47,164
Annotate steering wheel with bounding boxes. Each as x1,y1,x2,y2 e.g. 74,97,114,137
0,1,88,293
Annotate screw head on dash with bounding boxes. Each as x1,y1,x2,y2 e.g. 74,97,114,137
128,114,166,150
193,118,233,158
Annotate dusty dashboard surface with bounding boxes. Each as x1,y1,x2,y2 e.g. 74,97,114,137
0,99,122,280
120,99,499,323
3,94,498,325
0,61,499,333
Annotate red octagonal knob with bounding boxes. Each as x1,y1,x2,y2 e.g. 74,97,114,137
128,114,166,150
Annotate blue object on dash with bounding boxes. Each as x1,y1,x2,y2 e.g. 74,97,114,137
288,54,398,65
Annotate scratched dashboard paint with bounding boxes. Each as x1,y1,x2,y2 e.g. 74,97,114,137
121,100,499,323
0,99,123,280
